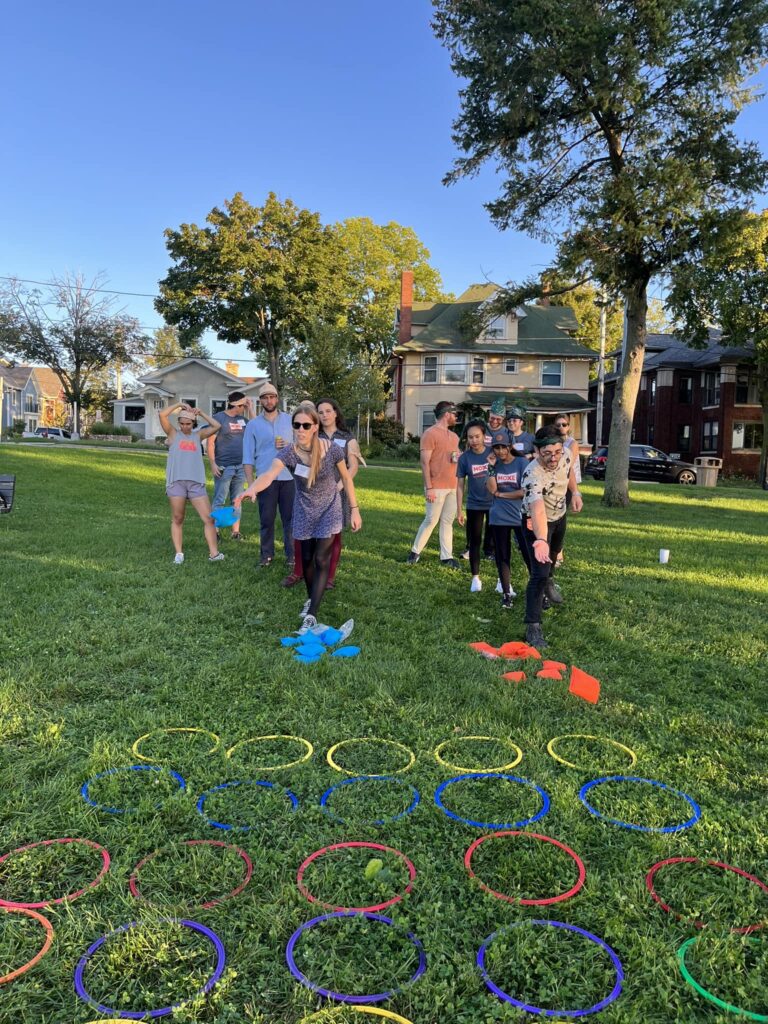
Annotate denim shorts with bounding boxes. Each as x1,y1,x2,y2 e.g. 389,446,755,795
166,480,208,499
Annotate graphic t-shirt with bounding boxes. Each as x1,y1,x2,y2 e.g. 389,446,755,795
521,450,573,522
457,448,492,510
212,411,248,466
420,423,460,490
488,455,528,526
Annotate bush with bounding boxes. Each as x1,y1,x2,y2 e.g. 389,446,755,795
370,416,405,449
392,441,420,461
12,419,25,436
89,421,133,436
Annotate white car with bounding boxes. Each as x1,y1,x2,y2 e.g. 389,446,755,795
22,426,73,440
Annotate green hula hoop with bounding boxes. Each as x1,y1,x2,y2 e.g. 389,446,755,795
678,936,768,1022
225,734,314,771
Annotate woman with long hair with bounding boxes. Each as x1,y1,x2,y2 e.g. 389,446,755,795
235,401,362,631
456,417,492,592
317,397,365,588
159,402,224,564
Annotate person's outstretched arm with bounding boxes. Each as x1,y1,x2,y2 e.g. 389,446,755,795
234,457,284,506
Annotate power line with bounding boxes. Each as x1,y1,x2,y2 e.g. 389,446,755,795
0,275,158,299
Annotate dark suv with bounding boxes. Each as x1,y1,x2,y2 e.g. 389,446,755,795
585,445,697,484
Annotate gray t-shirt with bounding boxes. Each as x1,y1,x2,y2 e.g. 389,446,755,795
212,411,248,466
166,428,206,485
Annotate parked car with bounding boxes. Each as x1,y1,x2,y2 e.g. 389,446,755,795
22,426,72,440
585,445,697,484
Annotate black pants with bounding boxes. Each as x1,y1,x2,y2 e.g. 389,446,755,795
465,508,494,562
520,515,567,624
301,536,335,617
492,523,531,596
465,509,487,575
257,479,295,561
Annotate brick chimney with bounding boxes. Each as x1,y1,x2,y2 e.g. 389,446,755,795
225,360,240,377
398,270,414,346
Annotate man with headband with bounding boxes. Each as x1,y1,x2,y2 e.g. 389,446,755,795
519,425,583,649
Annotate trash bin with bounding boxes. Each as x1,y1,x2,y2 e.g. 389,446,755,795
0,474,16,513
694,457,722,488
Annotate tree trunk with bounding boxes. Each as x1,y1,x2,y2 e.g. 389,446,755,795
602,279,649,507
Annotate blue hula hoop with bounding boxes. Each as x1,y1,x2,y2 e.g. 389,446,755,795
434,773,550,830
320,776,420,826
477,919,624,1017
80,765,187,814
196,779,299,831
578,775,701,833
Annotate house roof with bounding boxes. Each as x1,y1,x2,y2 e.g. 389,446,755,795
603,332,754,382
139,357,244,385
113,384,175,404
1,366,33,389
395,286,592,358
465,389,594,413
30,367,65,397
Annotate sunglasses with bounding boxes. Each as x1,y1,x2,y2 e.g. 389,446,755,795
293,421,314,430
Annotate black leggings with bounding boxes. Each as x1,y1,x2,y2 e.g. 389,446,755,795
465,509,487,575
519,515,567,623
492,524,531,596
301,536,335,617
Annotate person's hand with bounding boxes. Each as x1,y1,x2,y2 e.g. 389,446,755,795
234,489,255,507
275,435,286,449
457,510,465,526
571,493,584,513
425,487,436,503
245,397,255,414
179,402,193,413
192,407,204,418
350,508,362,532
533,539,552,564
211,462,222,478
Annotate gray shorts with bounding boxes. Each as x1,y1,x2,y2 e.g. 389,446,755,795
167,480,208,500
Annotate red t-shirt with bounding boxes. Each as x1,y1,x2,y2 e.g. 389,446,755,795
421,423,460,489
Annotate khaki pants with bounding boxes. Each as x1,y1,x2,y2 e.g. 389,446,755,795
412,488,456,560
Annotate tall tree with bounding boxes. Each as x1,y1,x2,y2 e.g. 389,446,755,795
433,0,768,505
0,274,149,432
667,209,768,487
546,281,624,363
150,324,211,368
333,217,448,365
156,192,342,388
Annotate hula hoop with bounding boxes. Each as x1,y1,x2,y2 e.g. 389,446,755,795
434,773,550,830
677,935,767,1022
285,910,427,1003
320,777,420,827
578,776,701,833
647,857,768,934
433,736,523,773
297,842,416,913
477,919,624,1016
225,734,314,770
132,727,220,762
327,739,416,777
547,734,638,771
0,906,54,984
301,1009,414,1023
196,779,299,831
0,838,110,909
465,831,586,906
80,765,187,814
129,840,253,910
73,918,226,1019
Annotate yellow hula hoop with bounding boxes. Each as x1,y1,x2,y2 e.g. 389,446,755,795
546,734,638,771
433,736,523,773
301,1007,415,1023
131,727,221,762
326,738,416,776
226,735,314,771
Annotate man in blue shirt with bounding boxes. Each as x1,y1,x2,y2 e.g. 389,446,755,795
207,390,253,541
242,382,295,568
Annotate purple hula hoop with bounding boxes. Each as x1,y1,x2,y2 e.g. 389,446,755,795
285,910,427,1003
73,918,226,1019
477,919,623,1017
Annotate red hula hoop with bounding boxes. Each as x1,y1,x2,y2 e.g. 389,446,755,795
646,856,768,933
297,841,416,913
129,839,253,910
0,838,111,909
0,906,54,984
465,830,586,906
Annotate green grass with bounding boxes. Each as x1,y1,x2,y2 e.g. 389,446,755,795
0,446,767,1023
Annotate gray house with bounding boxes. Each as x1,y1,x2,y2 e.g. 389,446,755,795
112,358,267,439
1,365,69,433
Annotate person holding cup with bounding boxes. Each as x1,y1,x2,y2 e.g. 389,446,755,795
406,400,460,568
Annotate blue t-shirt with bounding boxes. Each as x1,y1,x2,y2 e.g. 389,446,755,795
457,447,492,510
488,455,528,526
510,430,535,457
212,411,248,466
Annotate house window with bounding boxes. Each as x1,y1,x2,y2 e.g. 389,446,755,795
153,400,164,410
181,397,198,409
504,358,518,374
677,424,691,452
732,421,763,450
211,399,227,415
735,371,759,405
422,356,438,384
24,397,40,414
443,354,468,384
541,360,562,388
472,356,485,384
678,375,693,403
419,408,436,434
649,378,656,405
702,420,719,451
703,371,720,407
484,316,506,340
124,405,146,422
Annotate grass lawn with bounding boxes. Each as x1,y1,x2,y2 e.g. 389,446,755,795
0,446,766,1024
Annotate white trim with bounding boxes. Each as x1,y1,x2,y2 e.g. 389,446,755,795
422,354,438,384
503,357,518,374
540,359,563,388
122,402,147,424
180,395,198,410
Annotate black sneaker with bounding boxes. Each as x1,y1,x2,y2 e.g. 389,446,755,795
406,551,420,565
440,558,460,569
544,579,564,604
525,623,548,650
501,593,514,610
259,556,273,567
231,532,244,541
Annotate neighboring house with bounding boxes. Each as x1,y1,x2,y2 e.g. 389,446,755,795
0,365,69,432
389,272,595,443
588,333,763,478
112,358,267,439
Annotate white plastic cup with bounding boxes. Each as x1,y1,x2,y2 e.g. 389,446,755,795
659,549,670,564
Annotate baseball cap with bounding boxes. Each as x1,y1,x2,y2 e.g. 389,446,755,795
491,429,513,447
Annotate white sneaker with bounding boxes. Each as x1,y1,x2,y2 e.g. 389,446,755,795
174,552,185,564
298,614,318,635
470,576,482,593
496,578,503,593
338,619,355,642
208,552,225,562
299,599,311,618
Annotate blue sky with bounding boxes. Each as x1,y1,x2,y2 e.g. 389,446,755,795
2,0,766,371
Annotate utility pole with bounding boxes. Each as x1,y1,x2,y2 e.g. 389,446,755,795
596,290,608,448
0,376,4,444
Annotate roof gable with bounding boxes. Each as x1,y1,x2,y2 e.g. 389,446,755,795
139,357,243,385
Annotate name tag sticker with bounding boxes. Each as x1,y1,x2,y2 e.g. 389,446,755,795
294,463,310,479
333,438,347,448
513,442,525,451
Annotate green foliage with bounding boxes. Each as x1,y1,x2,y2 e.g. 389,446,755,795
370,415,405,448
150,324,212,367
88,421,133,436
11,418,24,435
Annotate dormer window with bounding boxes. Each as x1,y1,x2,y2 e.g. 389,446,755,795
483,315,507,340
